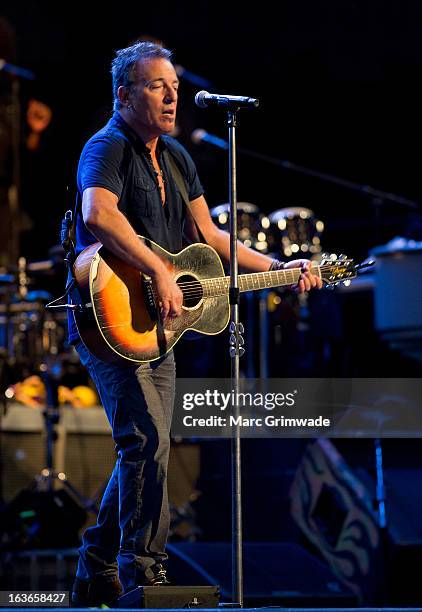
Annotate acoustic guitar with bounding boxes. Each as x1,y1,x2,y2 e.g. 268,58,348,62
72,237,356,363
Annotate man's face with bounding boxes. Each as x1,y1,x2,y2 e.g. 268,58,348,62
127,57,179,137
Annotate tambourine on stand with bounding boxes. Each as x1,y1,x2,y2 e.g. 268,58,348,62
267,206,324,259
210,201,271,253
210,202,326,377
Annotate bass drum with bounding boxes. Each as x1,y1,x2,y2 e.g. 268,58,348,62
210,202,272,254
267,206,324,259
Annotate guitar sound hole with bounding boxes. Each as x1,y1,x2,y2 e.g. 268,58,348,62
177,274,203,308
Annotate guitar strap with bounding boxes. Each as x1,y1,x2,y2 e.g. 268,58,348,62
163,148,206,245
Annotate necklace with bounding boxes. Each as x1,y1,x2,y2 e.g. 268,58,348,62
148,153,165,183
154,168,165,181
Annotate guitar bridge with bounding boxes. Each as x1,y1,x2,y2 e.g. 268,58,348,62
142,274,159,321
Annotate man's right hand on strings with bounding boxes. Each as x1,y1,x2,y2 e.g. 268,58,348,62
151,267,183,321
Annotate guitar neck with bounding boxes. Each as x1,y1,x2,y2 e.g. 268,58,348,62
202,265,321,297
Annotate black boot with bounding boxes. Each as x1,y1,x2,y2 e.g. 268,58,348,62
71,576,123,607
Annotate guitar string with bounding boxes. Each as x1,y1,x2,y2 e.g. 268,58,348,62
173,264,346,291
175,275,299,297
179,277,348,295
151,278,354,302
176,276,352,297
164,265,353,300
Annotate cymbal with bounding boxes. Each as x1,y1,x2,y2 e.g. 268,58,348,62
210,201,261,216
2,244,65,277
268,207,315,222
27,259,55,273
0,301,45,313
5,259,55,275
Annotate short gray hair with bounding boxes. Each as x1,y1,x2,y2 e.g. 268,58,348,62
111,41,173,111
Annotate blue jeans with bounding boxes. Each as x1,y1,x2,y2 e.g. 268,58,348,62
74,340,176,592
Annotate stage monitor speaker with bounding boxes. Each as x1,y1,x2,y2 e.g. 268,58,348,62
166,541,356,607
118,585,219,608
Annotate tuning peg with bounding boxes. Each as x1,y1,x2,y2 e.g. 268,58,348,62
343,280,351,287
338,254,347,260
330,253,338,261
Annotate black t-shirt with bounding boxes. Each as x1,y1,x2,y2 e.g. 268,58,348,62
68,111,204,343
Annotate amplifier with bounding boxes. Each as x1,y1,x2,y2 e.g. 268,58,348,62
0,405,200,537
372,244,422,361
0,405,115,503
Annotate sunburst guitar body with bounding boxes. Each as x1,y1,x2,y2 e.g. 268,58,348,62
72,236,356,363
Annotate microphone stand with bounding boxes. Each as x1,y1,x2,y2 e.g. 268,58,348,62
227,109,245,607
197,100,258,607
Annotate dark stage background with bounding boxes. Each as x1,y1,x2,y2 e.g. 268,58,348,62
2,0,422,262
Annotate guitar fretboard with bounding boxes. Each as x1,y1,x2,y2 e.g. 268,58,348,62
200,265,320,298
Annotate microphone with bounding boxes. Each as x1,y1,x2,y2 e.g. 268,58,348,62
191,129,229,150
195,90,259,109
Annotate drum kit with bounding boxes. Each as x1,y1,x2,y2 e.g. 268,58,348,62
0,248,71,389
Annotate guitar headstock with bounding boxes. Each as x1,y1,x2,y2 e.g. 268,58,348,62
318,253,357,286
